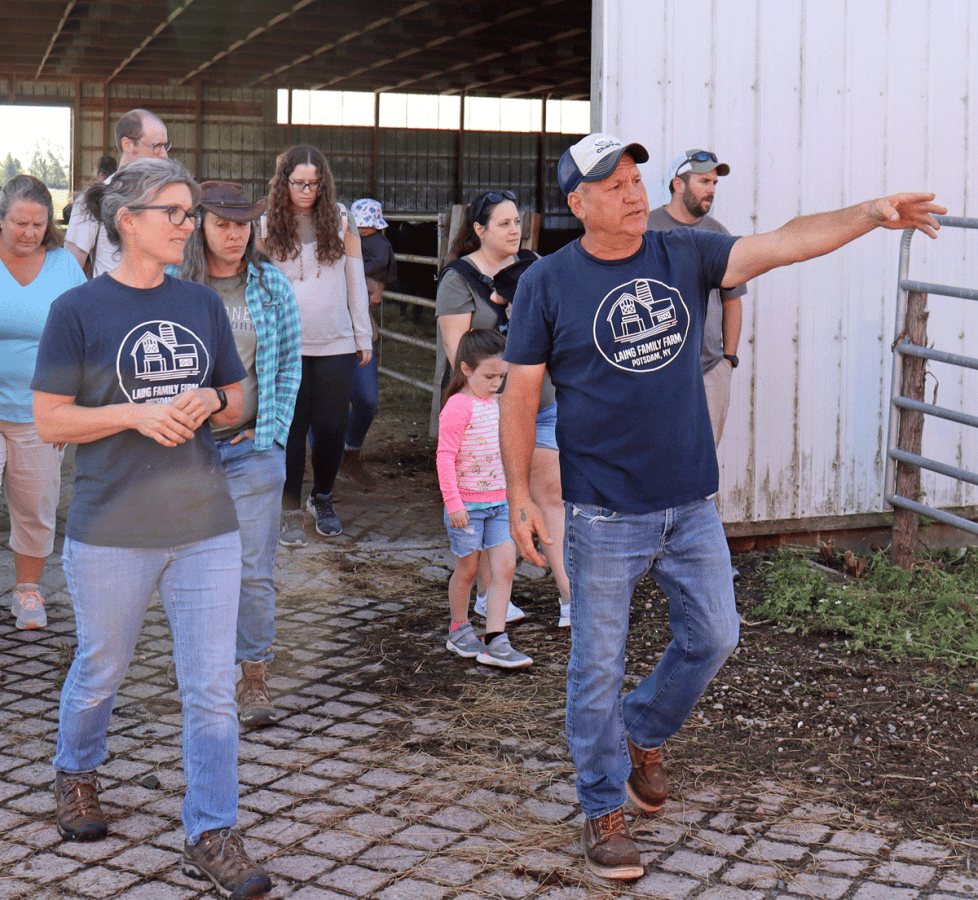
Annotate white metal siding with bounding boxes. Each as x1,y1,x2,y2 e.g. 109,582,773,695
595,0,978,524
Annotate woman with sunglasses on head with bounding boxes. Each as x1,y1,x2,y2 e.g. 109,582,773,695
32,159,272,899
263,146,372,543
433,189,571,629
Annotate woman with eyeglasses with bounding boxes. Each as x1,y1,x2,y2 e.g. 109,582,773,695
433,190,571,629
262,145,372,543
32,159,272,899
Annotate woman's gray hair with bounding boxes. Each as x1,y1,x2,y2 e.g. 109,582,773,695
83,158,200,248
0,174,61,249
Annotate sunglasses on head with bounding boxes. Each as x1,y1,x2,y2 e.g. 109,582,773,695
471,189,517,223
675,151,718,178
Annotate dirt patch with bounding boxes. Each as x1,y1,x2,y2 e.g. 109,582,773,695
337,549,978,851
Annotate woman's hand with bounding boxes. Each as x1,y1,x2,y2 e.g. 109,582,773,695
357,347,373,367
448,509,470,528
170,388,219,431
131,402,199,447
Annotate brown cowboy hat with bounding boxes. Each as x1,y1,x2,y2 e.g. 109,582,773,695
198,181,267,223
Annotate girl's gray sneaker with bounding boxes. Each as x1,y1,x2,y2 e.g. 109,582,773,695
446,622,485,658
477,634,532,668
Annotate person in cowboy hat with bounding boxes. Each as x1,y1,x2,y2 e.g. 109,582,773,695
171,181,302,729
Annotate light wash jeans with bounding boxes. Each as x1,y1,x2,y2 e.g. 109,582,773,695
55,531,242,841
216,436,286,664
564,497,739,818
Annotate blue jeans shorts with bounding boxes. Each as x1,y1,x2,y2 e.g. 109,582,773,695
535,401,558,451
444,502,513,557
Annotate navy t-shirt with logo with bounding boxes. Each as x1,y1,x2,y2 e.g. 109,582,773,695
504,229,738,513
32,274,247,548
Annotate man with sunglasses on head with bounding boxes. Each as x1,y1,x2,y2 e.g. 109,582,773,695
66,108,172,277
500,132,944,882
649,149,746,452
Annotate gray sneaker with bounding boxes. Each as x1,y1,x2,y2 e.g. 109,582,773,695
306,493,342,537
279,509,308,547
477,633,533,669
12,583,47,630
446,622,485,658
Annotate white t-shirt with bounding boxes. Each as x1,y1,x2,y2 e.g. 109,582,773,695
65,172,122,276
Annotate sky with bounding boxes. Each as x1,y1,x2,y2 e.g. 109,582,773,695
0,104,72,163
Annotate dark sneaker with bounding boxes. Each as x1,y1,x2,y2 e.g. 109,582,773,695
446,621,485,658
12,583,47,629
181,828,272,899
581,807,643,880
306,493,342,537
236,660,278,728
278,509,308,548
55,771,107,842
476,633,533,669
626,736,668,813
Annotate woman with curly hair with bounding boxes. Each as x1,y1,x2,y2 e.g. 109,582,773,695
263,145,372,542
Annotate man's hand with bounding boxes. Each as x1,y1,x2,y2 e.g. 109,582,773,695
509,498,552,567
869,193,946,237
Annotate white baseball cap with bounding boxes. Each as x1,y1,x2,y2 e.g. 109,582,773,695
558,133,650,195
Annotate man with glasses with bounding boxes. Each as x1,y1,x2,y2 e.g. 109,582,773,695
649,149,746,452
500,132,943,881
66,109,171,276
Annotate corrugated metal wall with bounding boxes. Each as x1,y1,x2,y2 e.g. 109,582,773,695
596,0,978,527
0,79,578,226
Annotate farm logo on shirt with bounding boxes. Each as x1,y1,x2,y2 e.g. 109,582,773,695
116,320,211,402
592,278,690,372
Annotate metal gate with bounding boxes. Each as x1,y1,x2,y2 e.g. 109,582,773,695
884,215,978,556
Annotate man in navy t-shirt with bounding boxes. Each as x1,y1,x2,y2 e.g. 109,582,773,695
501,132,944,882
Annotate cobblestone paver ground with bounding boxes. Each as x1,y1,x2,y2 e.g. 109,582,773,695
2,452,977,899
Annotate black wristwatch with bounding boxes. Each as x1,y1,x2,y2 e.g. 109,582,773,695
214,388,228,413
723,354,739,369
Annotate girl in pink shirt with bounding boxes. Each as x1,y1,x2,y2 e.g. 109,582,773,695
437,330,531,669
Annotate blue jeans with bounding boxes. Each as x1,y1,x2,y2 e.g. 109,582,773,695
55,532,242,841
345,348,378,451
216,436,286,664
564,497,739,818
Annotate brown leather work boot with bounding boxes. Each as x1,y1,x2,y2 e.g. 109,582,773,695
181,828,272,899
236,660,278,728
55,770,107,842
339,449,376,491
581,807,643,880
626,736,668,813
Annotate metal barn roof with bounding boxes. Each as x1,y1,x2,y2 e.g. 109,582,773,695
3,0,591,99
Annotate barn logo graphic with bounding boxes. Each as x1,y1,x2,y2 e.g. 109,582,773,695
592,278,690,373
116,320,210,402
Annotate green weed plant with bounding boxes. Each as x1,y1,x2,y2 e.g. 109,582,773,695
756,547,978,667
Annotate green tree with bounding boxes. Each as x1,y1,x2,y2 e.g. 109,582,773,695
26,138,69,189
2,152,24,183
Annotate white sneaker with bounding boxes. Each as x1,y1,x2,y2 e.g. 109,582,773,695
558,601,571,628
473,591,525,623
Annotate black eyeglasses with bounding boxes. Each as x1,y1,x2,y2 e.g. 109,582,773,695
471,189,517,223
675,151,718,178
132,138,173,154
125,205,202,228
288,180,319,193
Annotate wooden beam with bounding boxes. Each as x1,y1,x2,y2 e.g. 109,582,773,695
107,0,198,83
34,0,77,81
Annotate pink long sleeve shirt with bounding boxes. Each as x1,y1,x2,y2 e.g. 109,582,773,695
436,393,507,514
